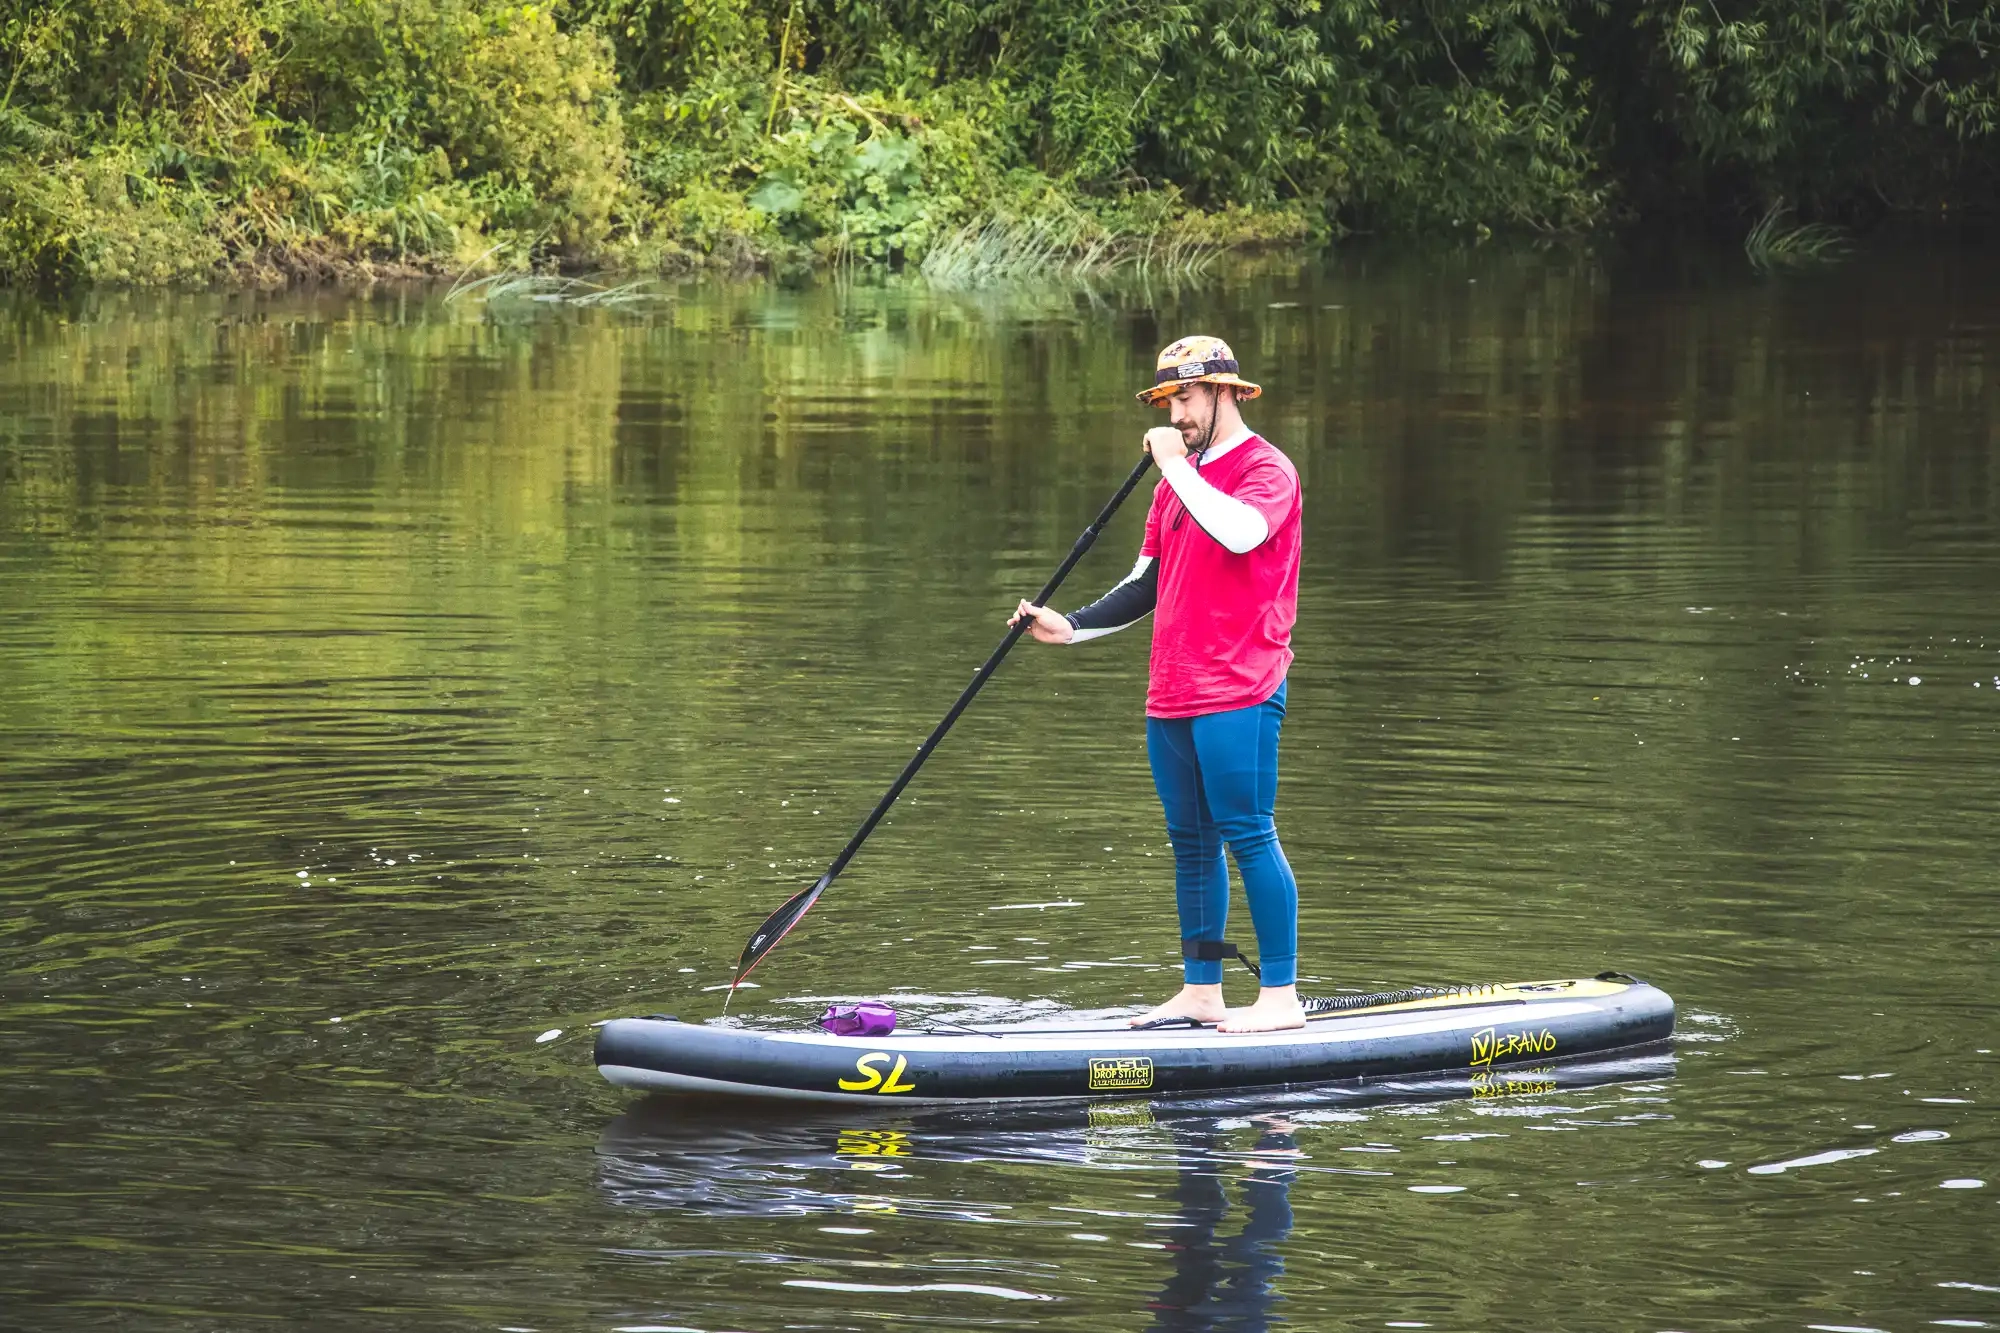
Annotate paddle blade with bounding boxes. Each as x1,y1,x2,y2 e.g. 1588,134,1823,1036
731,874,830,988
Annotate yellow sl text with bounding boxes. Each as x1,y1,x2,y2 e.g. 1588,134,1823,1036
838,1051,917,1093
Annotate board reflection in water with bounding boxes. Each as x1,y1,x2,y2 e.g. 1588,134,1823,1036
596,1052,1672,1326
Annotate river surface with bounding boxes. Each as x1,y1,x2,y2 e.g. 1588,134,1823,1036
2,246,1995,1331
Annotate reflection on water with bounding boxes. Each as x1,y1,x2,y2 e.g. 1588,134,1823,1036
592,1055,1677,1329
1145,1122,1294,1333
3,246,1998,1330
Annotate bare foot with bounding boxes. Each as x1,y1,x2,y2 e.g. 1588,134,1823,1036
1130,983,1227,1028
1217,986,1306,1034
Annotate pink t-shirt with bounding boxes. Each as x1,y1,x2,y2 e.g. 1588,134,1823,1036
1139,435,1302,718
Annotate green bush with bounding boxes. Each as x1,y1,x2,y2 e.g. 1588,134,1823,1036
0,0,629,282
0,0,1996,287
1608,1,2000,218
276,0,628,257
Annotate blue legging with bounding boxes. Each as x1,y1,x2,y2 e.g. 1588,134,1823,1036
1145,680,1298,988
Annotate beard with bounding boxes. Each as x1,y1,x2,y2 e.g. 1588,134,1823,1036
1181,395,1220,456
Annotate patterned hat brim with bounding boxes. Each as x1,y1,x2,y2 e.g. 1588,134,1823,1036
1136,373,1263,404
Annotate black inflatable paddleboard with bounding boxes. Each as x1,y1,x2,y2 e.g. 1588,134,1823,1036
593,973,1673,1104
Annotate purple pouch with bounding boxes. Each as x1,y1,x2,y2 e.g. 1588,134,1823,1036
819,1001,896,1037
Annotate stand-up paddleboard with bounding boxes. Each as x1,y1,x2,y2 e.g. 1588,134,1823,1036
594,973,1673,1104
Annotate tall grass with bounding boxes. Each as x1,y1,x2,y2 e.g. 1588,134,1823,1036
1745,200,1849,271
444,270,663,309
920,211,1217,290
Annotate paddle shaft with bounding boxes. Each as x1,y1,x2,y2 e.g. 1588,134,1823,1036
822,450,1155,881
729,450,1155,989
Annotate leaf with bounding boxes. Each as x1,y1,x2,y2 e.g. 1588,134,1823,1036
747,171,804,215
851,132,916,181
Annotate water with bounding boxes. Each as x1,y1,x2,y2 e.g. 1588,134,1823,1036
2,246,1995,1330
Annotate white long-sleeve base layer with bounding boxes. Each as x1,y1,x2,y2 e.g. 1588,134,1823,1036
1155,428,1269,554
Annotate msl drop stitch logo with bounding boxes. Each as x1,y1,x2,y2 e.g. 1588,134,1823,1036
1088,1057,1154,1091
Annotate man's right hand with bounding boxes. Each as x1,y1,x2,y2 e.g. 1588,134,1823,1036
1010,600,1075,644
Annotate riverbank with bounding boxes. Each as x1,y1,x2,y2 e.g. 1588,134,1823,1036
3,1,1995,289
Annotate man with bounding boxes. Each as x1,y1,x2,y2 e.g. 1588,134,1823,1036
1012,336,1305,1033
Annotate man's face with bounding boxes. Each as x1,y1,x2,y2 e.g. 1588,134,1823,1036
1167,383,1223,450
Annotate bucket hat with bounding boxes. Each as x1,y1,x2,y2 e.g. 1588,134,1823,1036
1135,334,1262,405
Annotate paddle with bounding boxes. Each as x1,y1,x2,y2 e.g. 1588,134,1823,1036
724,449,1157,1003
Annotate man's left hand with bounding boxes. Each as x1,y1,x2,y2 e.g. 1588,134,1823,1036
1144,426,1188,465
